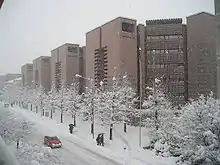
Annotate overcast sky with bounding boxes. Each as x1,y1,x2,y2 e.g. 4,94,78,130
0,0,214,75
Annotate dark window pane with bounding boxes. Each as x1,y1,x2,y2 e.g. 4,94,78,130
68,46,78,53
122,22,134,33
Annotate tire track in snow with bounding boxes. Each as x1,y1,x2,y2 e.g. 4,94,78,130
62,137,122,165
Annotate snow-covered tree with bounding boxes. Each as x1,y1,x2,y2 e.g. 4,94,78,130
94,73,136,139
178,93,220,164
47,86,58,119
52,85,70,123
31,86,48,115
96,73,136,125
80,79,96,122
64,82,82,126
141,79,180,156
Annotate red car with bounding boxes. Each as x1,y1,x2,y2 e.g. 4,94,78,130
44,136,62,148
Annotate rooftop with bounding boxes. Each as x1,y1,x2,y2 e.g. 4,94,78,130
187,11,215,19
146,18,182,25
86,16,136,35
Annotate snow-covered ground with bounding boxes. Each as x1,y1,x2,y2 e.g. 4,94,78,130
0,104,120,165
1,103,177,165
0,136,19,165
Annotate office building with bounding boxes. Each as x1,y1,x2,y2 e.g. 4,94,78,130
21,63,33,87
0,0,4,9
215,0,220,15
187,12,217,99
215,0,220,98
33,56,51,91
140,18,188,105
51,43,85,91
86,17,137,88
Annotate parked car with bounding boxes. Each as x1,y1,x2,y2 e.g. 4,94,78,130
44,136,62,148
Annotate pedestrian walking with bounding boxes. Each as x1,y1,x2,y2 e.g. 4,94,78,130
16,139,19,149
100,134,104,146
69,124,74,134
96,134,101,145
96,133,104,146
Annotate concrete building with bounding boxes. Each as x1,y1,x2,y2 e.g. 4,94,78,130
78,46,86,93
141,18,188,105
86,17,137,88
33,56,51,91
51,43,85,92
187,12,217,99
215,0,220,16
21,63,33,87
215,0,220,98
0,0,4,9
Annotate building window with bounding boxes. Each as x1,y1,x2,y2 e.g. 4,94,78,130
122,22,134,33
68,46,78,53
27,66,32,71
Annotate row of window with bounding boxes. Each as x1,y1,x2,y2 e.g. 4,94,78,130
146,42,183,50
146,35,183,40
68,46,78,53
146,49,183,54
94,46,108,86
147,64,184,70
147,54,184,64
146,26,183,36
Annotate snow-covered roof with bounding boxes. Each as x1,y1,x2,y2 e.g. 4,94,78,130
6,77,21,84
14,77,21,81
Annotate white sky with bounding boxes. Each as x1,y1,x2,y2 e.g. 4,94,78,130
0,0,214,75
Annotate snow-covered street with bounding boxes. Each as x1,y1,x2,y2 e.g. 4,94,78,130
0,102,177,165
0,104,122,165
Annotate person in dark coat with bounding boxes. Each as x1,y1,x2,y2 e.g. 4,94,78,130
69,124,74,134
96,134,101,145
16,139,19,149
100,134,104,146
96,133,104,146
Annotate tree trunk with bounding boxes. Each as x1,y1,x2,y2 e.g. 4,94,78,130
155,101,158,131
36,106,38,113
73,114,76,126
110,123,113,140
30,104,32,111
61,111,63,123
50,108,53,119
91,123,94,134
124,123,127,133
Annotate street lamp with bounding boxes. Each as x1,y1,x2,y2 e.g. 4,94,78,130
138,47,143,148
138,48,156,147
75,74,95,139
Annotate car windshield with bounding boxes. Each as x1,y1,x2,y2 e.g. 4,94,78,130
49,137,59,140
